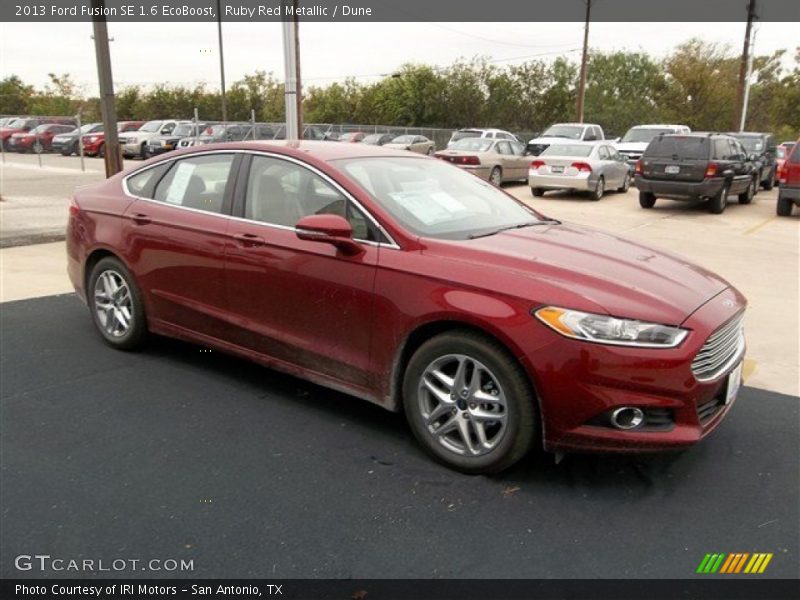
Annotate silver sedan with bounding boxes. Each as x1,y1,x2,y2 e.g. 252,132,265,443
434,138,531,185
528,142,631,200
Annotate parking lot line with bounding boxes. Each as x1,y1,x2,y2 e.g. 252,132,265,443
743,216,777,236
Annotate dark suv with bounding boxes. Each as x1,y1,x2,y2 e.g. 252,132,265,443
635,133,759,214
730,132,778,190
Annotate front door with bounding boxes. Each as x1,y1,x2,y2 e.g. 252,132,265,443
223,154,385,389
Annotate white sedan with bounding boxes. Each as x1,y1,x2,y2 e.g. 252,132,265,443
529,142,631,200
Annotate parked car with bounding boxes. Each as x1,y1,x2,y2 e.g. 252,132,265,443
7,123,75,153
361,133,395,146
1,117,75,150
527,123,605,156
51,122,104,156
529,142,630,200
615,124,691,172
434,137,530,185
776,138,800,216
729,132,778,190
385,134,435,154
146,121,214,156
447,128,519,147
339,132,367,143
119,120,181,158
635,133,759,214
67,140,747,474
82,121,146,157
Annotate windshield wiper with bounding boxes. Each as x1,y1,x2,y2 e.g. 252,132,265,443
468,220,559,239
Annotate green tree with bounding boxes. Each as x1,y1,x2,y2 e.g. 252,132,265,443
0,75,34,115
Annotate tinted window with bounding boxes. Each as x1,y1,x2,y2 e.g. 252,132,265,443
245,156,382,242
153,154,234,214
125,162,172,198
645,136,709,160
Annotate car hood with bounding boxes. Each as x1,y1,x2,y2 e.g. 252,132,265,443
436,222,730,325
615,142,649,153
527,136,581,145
384,143,411,149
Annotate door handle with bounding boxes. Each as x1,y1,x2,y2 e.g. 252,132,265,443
232,232,265,247
128,213,151,225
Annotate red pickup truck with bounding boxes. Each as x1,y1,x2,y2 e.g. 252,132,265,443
777,138,800,216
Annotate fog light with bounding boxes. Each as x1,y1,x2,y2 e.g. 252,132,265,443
610,407,645,430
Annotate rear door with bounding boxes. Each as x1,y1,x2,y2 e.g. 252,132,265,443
120,152,240,338
725,139,751,194
641,136,709,182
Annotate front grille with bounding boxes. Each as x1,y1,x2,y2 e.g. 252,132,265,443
691,312,745,382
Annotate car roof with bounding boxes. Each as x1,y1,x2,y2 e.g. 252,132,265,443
205,139,423,161
630,124,688,129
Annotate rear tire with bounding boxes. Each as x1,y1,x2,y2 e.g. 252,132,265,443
531,187,544,197
709,183,729,214
87,257,148,351
763,168,775,191
489,167,502,186
639,191,656,208
98,143,105,158
590,176,605,200
777,196,794,216
617,172,631,193
403,331,537,474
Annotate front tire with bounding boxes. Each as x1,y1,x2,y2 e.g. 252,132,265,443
88,257,148,351
738,177,756,205
403,331,537,474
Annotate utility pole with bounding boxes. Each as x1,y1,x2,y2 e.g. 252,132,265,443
294,11,303,136
91,0,122,177
734,0,757,131
281,0,300,140
575,0,591,124
739,24,758,132
216,0,228,122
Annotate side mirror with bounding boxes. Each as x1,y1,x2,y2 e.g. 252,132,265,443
613,137,621,143
295,214,363,255
747,153,758,162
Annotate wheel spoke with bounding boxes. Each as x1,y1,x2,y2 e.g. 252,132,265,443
471,420,489,448
422,376,451,404
425,402,452,425
471,407,506,423
429,369,454,391
434,415,458,437
456,417,478,455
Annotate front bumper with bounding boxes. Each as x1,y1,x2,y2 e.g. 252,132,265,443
146,142,174,155
635,176,724,200
529,171,593,191
523,287,746,453
456,165,492,180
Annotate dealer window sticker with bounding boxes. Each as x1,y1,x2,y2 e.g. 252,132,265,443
388,190,467,226
165,162,197,205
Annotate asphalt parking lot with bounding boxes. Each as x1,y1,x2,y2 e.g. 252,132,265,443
1,294,798,579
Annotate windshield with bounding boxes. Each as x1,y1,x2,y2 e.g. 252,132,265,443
31,125,51,134
621,128,674,143
171,124,196,136
392,135,415,144
644,136,709,160
7,118,33,129
541,144,593,157
733,136,763,152
450,130,482,143
449,138,494,152
139,121,163,133
542,125,584,139
332,157,544,240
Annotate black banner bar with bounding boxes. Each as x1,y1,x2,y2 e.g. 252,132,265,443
2,579,799,600
3,0,800,22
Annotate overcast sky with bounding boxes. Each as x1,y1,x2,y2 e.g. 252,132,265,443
1,21,797,95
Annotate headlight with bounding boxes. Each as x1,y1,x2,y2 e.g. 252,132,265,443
534,306,688,348
86,136,98,143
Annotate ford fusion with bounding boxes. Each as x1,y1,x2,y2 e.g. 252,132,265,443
66,141,746,473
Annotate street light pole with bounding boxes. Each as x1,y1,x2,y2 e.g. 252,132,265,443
734,0,757,131
91,0,122,177
217,0,228,123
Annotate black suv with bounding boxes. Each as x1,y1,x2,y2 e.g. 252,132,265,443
729,132,778,190
635,133,759,214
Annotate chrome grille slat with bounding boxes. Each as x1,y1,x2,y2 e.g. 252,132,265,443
691,313,745,382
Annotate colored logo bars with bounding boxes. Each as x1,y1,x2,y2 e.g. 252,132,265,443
697,552,773,574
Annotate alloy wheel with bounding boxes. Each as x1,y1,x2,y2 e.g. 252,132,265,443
93,270,133,338
417,354,508,457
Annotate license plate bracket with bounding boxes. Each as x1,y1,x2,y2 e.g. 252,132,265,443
725,362,743,405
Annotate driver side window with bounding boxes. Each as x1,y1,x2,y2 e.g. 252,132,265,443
244,155,384,242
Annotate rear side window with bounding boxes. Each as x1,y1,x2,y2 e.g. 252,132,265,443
153,154,235,214
125,162,172,198
645,137,709,160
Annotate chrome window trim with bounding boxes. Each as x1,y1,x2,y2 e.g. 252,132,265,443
121,148,401,250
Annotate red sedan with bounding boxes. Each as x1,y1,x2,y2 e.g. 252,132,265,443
66,141,746,473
